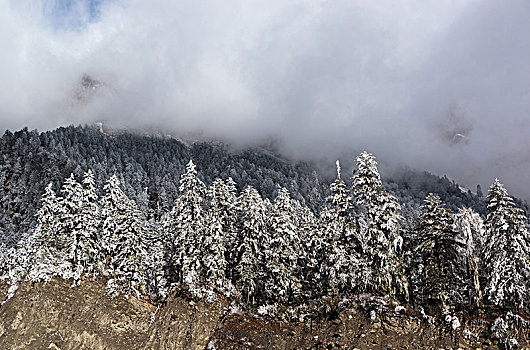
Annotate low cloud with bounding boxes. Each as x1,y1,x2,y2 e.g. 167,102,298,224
1,0,530,199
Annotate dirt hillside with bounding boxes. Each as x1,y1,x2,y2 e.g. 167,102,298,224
0,279,526,349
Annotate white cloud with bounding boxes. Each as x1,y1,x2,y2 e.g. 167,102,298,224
1,0,530,199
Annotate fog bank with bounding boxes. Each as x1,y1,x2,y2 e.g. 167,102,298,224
1,0,530,199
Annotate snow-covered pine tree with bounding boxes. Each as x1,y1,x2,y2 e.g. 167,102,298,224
162,160,207,295
26,183,69,282
297,204,321,301
326,160,352,221
234,186,267,304
263,186,302,304
201,177,236,295
320,160,365,296
31,184,62,250
60,173,85,282
453,207,484,307
0,241,31,296
221,177,239,282
454,208,485,260
411,193,467,311
142,220,167,299
75,170,100,275
352,152,407,299
100,174,148,297
481,179,530,311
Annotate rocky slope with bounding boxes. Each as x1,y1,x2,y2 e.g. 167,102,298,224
0,279,527,349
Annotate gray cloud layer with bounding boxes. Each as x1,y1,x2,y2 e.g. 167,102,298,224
1,0,530,199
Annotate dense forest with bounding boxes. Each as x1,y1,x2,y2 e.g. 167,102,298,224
0,125,502,247
1,125,530,347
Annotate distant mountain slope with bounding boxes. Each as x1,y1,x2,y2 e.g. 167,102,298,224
0,125,325,246
1,125,521,247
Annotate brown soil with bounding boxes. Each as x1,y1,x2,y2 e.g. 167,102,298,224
0,279,527,349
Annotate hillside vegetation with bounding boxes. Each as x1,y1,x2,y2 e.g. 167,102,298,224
1,126,530,348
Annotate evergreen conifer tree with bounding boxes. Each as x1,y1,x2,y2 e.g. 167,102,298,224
453,207,484,307
162,160,207,294
202,178,236,295
32,183,62,251
352,152,407,299
297,205,321,300
481,179,530,310
411,193,466,311
60,173,85,282
76,170,100,274
320,160,365,296
101,175,148,296
234,186,266,304
221,177,239,282
263,186,302,304
143,220,167,299
27,183,69,281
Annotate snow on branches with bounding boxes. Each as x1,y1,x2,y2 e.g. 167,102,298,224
1,154,528,321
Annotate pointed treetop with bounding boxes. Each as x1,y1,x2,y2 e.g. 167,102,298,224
275,187,292,206
82,169,96,189
209,178,236,206
62,173,83,203
64,173,77,184
336,160,341,179
186,159,196,173
37,183,59,216
490,178,507,192
225,177,237,193
355,151,380,178
43,182,55,196
489,178,511,196
179,159,205,195
352,151,384,206
424,192,443,206
418,193,452,227
486,178,514,210
84,169,94,180
492,178,501,187
241,185,261,199
108,174,120,188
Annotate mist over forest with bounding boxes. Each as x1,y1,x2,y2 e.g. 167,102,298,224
1,0,530,202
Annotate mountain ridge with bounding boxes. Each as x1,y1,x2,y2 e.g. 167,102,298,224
1,124,511,249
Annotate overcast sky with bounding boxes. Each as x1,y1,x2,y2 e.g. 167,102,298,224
1,0,530,199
